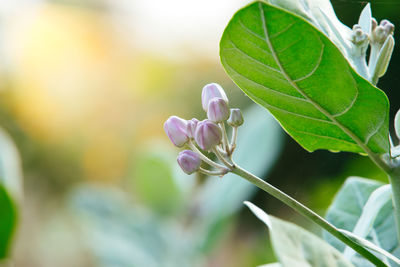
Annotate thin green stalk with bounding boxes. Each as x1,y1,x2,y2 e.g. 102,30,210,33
188,142,225,170
219,122,230,152
231,164,387,267
372,152,400,244
388,170,400,243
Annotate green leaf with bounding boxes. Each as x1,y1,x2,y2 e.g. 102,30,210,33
220,1,389,154
0,187,16,259
325,177,399,266
193,105,283,251
0,128,22,258
342,184,391,260
131,145,183,215
69,185,196,267
258,263,281,267
339,229,400,265
244,201,355,267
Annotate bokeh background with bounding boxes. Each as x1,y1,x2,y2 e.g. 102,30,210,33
0,0,400,266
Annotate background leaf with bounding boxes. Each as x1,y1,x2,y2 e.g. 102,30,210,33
69,185,198,267
220,1,389,154
0,128,23,258
245,201,355,267
131,145,183,216
324,177,399,266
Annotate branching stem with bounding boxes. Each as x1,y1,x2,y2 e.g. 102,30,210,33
188,142,226,170
231,164,388,267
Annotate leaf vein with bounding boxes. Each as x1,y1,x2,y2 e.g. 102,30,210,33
258,2,375,157
226,65,309,102
238,19,268,42
269,22,296,39
226,39,281,74
276,38,303,53
364,114,386,146
293,44,324,83
291,129,358,145
332,87,359,117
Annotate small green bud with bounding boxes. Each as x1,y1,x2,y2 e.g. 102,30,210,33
227,108,244,127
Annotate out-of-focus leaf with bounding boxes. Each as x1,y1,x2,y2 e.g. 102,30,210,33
0,128,23,258
342,184,391,260
132,146,183,215
220,1,389,154
194,104,283,251
340,229,400,265
0,187,16,259
245,201,355,267
258,263,281,267
325,177,399,267
69,185,198,267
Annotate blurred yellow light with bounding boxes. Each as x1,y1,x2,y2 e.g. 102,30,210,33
4,3,131,141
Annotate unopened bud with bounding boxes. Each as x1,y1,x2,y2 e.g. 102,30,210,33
351,25,368,46
371,19,394,44
381,20,395,34
227,108,244,127
163,116,188,147
375,35,394,78
187,118,199,138
371,18,378,31
195,120,222,151
201,83,228,111
207,98,229,122
177,150,201,174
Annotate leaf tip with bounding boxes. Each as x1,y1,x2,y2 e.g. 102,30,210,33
244,201,272,228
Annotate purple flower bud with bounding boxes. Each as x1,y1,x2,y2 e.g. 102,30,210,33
201,83,228,111
177,150,201,174
195,119,222,151
163,116,188,147
207,98,229,122
227,108,244,127
187,118,199,139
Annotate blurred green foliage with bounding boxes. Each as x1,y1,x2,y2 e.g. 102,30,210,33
0,187,16,258
131,149,183,215
0,0,399,266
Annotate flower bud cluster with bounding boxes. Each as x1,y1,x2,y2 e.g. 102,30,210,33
351,25,368,46
368,18,395,84
371,19,394,45
164,83,244,176
348,8,395,84
350,24,369,57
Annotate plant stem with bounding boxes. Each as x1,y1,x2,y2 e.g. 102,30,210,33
229,126,238,156
388,170,400,243
373,153,400,244
198,167,227,176
231,164,387,267
219,122,230,152
188,142,226,170
212,148,233,169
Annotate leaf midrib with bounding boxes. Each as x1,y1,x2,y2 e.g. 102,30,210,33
257,3,377,161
